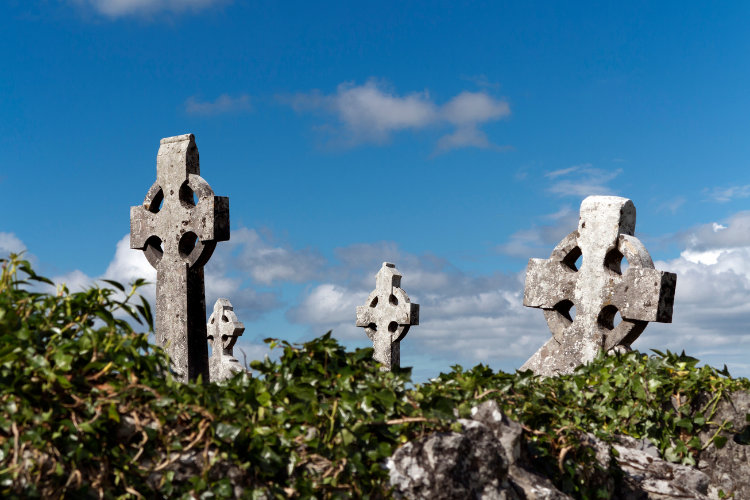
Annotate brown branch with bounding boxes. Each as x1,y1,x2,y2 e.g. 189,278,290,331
11,422,19,467
558,445,573,472
385,417,432,425
475,388,501,399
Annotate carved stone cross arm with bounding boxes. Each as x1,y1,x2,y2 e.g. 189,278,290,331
207,298,246,382
129,134,230,382
356,262,419,371
521,196,676,376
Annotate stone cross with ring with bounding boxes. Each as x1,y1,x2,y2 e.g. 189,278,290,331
356,262,419,371
522,196,676,376
130,134,229,382
207,298,246,382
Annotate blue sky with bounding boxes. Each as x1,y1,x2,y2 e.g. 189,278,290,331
2,1,750,380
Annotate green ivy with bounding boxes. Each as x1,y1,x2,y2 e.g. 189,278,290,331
0,254,747,499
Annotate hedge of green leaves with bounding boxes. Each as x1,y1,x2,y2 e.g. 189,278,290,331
0,254,748,499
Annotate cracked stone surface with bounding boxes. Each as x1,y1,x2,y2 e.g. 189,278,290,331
522,196,676,376
356,262,419,371
130,134,229,382
207,298,246,382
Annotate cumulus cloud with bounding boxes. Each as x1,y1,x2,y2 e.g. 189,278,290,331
640,249,750,377
287,242,547,372
48,226,318,322
49,235,156,298
284,80,510,151
678,212,750,252
9,212,750,377
284,211,750,378
441,91,509,125
185,94,252,115
71,0,230,17
212,227,325,286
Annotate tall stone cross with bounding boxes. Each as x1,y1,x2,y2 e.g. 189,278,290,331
207,298,246,382
356,262,419,371
130,134,229,382
522,196,676,376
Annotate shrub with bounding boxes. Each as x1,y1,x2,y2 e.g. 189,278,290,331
0,254,747,498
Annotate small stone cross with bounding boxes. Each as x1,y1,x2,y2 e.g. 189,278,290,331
207,298,246,382
356,262,419,371
130,134,229,382
522,196,676,376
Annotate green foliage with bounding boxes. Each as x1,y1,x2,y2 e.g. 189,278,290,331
0,254,748,499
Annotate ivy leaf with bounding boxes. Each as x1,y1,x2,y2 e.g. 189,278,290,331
215,423,241,442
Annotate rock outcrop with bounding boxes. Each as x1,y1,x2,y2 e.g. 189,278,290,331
388,399,743,499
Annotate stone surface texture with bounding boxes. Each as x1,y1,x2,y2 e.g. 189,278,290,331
609,435,710,499
697,390,750,499
388,400,723,500
207,298,246,382
356,262,419,371
388,400,570,499
522,196,676,376
130,134,229,382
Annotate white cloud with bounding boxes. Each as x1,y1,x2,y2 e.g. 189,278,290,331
212,227,325,286
679,211,750,252
639,247,750,377
441,91,510,125
545,164,588,179
623,211,750,378
704,184,750,203
289,283,366,329
462,74,501,90
436,126,492,152
656,196,686,214
50,235,156,297
546,165,622,197
0,232,26,255
71,0,229,17
497,207,578,259
287,242,547,371
496,205,750,377
51,269,94,292
333,82,437,135
104,235,157,285
185,94,252,115
284,80,510,151
49,228,306,322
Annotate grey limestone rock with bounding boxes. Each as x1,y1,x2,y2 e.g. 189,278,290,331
130,134,229,382
356,262,419,371
388,400,569,500
388,400,726,500
522,196,676,376
207,298,247,382
600,434,709,500
697,390,750,499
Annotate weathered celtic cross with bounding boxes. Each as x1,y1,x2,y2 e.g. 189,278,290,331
130,134,229,382
207,298,246,382
356,262,419,371
522,196,676,376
